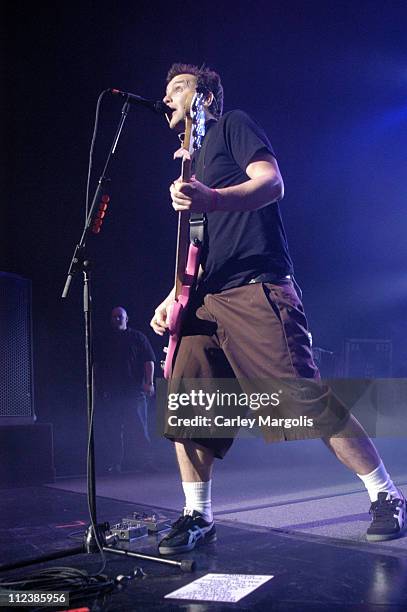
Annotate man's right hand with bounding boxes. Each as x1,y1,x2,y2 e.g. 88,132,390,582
150,289,176,336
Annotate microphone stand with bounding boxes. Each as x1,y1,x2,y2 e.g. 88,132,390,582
0,98,194,576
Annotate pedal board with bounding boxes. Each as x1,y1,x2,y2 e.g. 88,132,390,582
123,511,171,533
110,521,148,541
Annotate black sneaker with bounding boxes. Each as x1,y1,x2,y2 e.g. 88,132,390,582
366,491,407,542
158,510,216,555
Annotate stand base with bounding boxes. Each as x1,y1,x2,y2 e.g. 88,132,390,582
0,523,195,573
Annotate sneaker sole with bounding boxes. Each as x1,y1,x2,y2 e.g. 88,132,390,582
366,524,407,542
159,531,217,555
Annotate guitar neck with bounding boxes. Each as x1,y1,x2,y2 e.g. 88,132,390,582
171,91,205,298
174,156,192,295
181,155,192,182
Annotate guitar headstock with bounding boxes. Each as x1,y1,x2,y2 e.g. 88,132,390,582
183,91,206,156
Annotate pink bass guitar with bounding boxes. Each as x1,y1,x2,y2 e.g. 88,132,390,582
163,91,206,379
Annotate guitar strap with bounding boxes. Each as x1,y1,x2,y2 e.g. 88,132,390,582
188,118,217,248
188,147,206,248
189,212,206,247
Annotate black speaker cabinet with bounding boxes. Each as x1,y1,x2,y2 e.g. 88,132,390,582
0,273,55,484
0,272,35,424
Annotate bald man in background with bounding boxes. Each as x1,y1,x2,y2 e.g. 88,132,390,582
95,306,156,474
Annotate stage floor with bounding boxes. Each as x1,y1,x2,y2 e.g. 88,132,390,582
1,478,407,611
48,436,407,550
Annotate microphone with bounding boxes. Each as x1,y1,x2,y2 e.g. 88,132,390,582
110,88,171,115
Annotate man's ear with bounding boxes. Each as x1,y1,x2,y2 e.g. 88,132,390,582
204,91,214,108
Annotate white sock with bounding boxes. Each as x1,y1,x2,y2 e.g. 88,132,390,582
182,480,213,522
357,461,400,502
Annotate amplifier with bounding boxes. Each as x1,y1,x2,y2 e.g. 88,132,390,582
0,272,35,423
343,338,392,378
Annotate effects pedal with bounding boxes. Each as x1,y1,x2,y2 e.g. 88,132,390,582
110,521,148,541
123,511,170,533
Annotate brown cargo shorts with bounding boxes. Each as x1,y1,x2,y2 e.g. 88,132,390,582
166,280,350,458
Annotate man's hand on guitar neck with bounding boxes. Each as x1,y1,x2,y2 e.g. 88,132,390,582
170,177,218,213
170,153,284,214
150,288,176,336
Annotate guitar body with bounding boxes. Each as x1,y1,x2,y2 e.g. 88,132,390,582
163,242,200,379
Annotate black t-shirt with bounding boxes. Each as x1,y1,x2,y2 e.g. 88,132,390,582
96,328,156,393
193,110,293,294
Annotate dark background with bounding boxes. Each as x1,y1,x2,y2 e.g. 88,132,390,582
2,0,407,474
